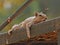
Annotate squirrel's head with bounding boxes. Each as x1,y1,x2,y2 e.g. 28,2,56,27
34,12,47,24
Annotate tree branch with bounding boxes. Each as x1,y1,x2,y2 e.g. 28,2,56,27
0,0,34,31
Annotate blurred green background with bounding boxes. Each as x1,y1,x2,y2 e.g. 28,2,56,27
0,0,60,32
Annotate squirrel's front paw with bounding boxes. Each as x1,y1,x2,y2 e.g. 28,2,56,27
8,30,13,36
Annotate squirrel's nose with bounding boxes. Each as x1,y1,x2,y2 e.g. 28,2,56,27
43,18,47,21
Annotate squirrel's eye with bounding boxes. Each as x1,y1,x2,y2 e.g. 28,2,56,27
39,15,42,16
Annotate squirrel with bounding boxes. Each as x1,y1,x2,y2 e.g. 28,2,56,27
8,11,47,39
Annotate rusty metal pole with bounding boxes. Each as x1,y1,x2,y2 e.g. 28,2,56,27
0,0,34,31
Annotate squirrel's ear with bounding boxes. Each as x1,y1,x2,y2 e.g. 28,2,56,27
34,12,39,16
